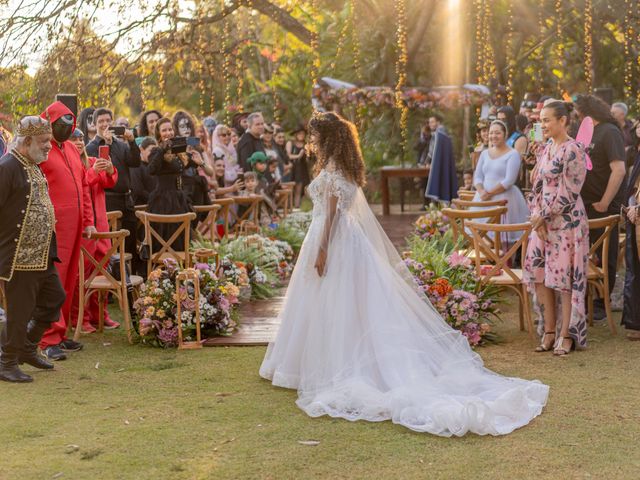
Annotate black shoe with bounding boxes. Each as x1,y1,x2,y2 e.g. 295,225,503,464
0,365,33,383
43,345,67,361
59,340,83,352
19,352,54,370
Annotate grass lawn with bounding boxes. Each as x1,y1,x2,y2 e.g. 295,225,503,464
1,299,639,480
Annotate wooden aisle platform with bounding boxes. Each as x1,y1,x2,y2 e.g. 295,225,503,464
204,204,423,346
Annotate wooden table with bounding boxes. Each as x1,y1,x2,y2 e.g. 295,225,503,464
380,166,429,215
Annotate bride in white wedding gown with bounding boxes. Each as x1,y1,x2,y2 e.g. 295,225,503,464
259,112,548,437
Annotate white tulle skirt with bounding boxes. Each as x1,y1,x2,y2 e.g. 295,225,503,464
259,190,548,437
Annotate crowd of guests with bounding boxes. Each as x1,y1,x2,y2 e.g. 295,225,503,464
0,103,313,380
417,93,640,352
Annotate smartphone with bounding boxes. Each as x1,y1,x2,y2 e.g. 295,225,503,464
237,172,245,181
186,136,201,147
530,123,543,143
98,145,110,160
109,126,126,136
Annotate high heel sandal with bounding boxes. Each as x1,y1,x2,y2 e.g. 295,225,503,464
535,331,556,352
553,336,574,356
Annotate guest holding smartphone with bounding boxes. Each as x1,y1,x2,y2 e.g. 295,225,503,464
86,108,141,271
69,129,120,332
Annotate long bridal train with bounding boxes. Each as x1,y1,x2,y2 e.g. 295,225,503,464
260,168,548,437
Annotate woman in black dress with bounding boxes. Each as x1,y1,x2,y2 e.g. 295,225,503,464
286,125,310,208
623,121,640,340
148,118,202,249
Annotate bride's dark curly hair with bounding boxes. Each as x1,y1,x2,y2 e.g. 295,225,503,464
309,111,366,187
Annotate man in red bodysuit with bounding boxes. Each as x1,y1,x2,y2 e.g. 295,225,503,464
39,101,96,360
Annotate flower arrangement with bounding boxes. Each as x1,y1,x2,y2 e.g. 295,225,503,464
313,85,489,112
220,234,295,284
281,211,313,234
404,233,500,347
265,212,312,257
133,259,240,348
413,204,449,240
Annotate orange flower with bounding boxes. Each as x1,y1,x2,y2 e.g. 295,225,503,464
430,278,452,297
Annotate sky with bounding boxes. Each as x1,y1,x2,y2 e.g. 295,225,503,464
1,0,186,74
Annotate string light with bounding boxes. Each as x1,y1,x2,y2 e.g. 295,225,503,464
329,3,351,72
395,0,409,160
236,49,245,105
623,0,634,100
554,0,563,93
221,0,233,123
506,0,515,103
474,0,484,83
636,1,640,108
247,0,257,63
158,63,166,108
309,0,320,89
208,64,216,116
481,0,496,86
75,40,82,108
197,6,206,118
536,0,545,92
140,65,148,111
351,0,364,84
584,0,593,93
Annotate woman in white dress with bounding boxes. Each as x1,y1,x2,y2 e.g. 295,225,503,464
472,120,529,239
260,112,548,437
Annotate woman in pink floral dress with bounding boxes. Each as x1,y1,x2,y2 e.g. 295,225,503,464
524,101,589,355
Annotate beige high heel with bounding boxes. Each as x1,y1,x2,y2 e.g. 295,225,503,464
534,332,556,353
553,336,573,356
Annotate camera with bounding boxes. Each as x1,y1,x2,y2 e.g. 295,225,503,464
109,126,126,136
168,136,188,154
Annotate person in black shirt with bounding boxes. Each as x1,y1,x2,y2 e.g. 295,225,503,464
236,112,265,172
86,107,141,269
130,136,158,205
575,94,627,318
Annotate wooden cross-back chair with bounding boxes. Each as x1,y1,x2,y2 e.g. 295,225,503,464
586,215,620,334
106,210,123,231
277,182,296,215
441,206,507,254
72,230,143,343
451,198,508,210
106,210,134,271
210,198,234,240
193,204,223,243
467,220,535,338
275,189,292,217
136,211,197,276
230,196,263,235
457,190,476,201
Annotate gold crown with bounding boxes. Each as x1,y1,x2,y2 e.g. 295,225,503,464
16,119,52,137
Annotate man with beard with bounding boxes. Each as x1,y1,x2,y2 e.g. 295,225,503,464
38,101,96,361
0,116,65,382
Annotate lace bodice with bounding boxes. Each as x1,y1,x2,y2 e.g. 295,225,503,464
308,169,358,218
